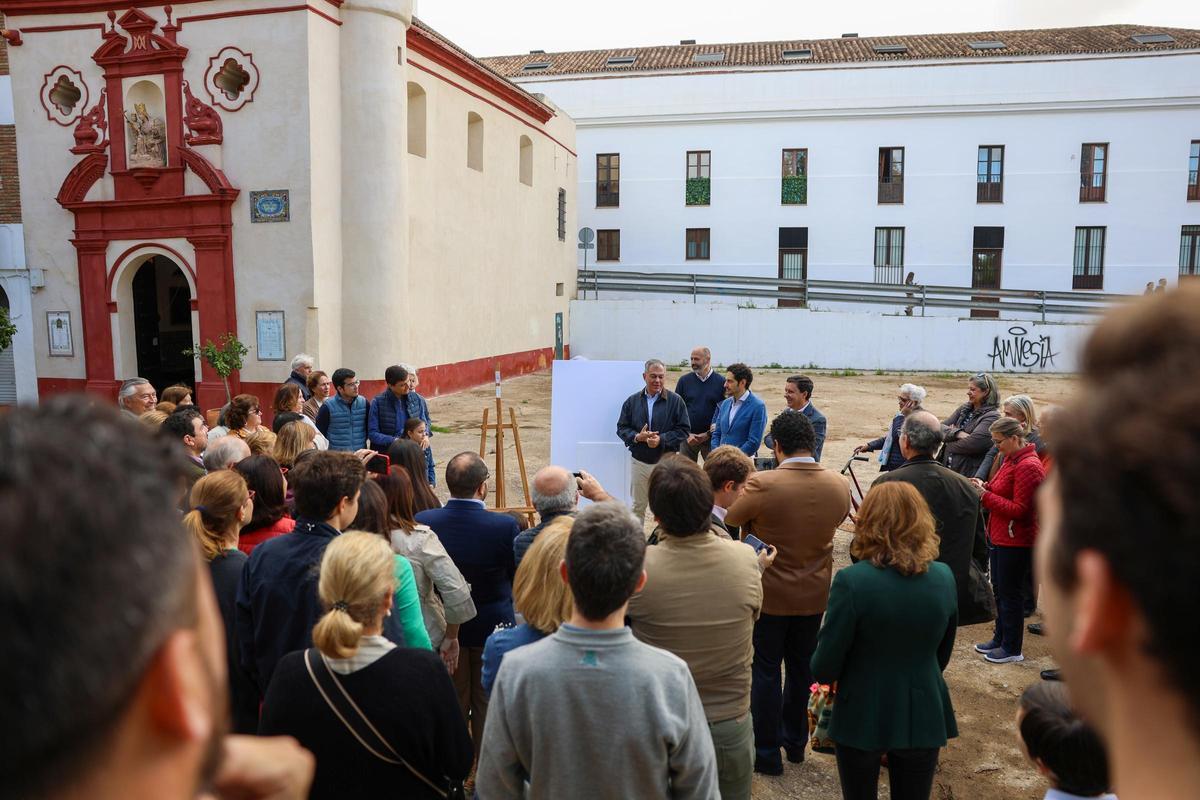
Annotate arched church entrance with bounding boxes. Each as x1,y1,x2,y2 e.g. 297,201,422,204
130,256,195,391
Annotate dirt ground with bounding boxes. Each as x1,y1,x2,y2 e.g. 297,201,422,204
425,368,1076,800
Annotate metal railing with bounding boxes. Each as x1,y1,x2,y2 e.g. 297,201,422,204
576,268,1136,322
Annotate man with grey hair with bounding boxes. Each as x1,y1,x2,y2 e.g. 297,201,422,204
617,359,691,526
872,410,990,623
513,466,611,566
285,354,315,400
855,382,926,472
202,434,251,472
118,378,157,417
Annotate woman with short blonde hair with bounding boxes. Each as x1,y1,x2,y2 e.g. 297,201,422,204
974,394,1043,482
814,481,958,800
137,409,169,429
481,516,574,694
259,531,473,798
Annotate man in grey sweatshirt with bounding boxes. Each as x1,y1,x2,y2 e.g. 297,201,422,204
476,503,719,800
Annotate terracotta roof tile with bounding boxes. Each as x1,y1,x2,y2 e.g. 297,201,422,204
479,24,1200,78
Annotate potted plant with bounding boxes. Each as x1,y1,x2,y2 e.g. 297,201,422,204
184,332,247,405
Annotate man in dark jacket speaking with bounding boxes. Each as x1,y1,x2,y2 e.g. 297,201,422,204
873,411,991,624
617,358,691,527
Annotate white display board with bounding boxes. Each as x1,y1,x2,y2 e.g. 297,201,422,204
550,359,647,508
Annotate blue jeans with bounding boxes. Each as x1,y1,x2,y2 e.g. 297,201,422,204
751,612,823,766
990,546,1032,654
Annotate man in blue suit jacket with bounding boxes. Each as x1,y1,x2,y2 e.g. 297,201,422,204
710,363,767,456
415,451,519,759
765,375,828,462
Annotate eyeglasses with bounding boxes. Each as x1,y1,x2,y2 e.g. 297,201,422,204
344,381,361,388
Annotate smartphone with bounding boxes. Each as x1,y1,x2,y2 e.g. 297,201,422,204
743,534,770,554
366,454,390,475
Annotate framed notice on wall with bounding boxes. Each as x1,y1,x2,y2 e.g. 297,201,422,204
255,311,285,361
47,312,73,357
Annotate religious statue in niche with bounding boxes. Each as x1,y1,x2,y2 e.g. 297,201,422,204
182,80,223,146
124,102,167,167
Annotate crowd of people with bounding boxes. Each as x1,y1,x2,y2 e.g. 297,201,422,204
3,287,1198,800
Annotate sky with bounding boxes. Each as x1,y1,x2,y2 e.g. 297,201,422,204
415,0,1198,58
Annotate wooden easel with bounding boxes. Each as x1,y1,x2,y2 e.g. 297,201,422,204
478,370,536,527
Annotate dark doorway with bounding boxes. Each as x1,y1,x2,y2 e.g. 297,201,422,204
971,227,1004,319
131,256,195,391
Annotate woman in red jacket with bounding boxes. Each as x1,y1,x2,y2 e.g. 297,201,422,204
970,416,1046,664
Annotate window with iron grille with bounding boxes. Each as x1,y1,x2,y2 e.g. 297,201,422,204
1188,141,1199,202
597,153,620,207
685,228,710,260
1181,225,1200,277
1080,143,1108,202
597,229,620,261
878,147,904,203
686,151,711,205
977,146,1004,203
557,188,566,241
1073,226,1105,289
782,149,808,204
874,227,904,283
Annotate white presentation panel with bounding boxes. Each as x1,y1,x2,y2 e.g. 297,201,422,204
550,359,647,508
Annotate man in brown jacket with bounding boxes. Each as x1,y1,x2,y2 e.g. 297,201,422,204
725,411,850,775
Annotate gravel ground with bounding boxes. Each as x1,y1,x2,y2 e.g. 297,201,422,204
424,368,1076,800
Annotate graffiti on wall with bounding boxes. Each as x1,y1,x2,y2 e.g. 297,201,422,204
988,326,1059,370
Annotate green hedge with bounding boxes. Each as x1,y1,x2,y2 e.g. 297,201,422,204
685,177,711,205
782,175,807,204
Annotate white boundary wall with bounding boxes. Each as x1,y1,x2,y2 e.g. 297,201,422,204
570,300,1092,373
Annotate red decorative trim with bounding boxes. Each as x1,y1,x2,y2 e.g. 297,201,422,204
56,152,108,204
1,28,22,45
407,26,553,125
37,377,89,396
177,4,340,28
182,80,223,144
0,1,217,15
203,46,260,111
105,241,197,303
178,146,236,194
409,61,577,157
71,87,108,153
416,346,559,398
40,65,90,126
20,23,106,33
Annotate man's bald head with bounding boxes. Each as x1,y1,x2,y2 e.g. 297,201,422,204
531,466,577,516
900,410,943,457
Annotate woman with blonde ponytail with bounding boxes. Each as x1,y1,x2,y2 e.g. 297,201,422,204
260,532,472,798
183,471,259,734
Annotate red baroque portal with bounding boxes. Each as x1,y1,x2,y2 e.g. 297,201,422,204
55,8,241,410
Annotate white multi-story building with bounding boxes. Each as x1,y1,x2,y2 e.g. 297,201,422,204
486,25,1200,314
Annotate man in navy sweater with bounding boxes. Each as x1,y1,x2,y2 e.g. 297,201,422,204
416,451,520,760
675,346,726,462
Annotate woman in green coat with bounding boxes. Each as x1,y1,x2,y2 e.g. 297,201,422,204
812,481,958,800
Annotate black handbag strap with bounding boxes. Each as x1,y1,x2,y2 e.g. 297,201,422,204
304,648,450,799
